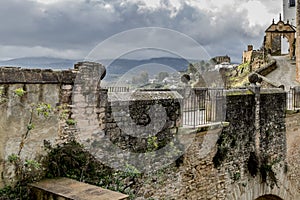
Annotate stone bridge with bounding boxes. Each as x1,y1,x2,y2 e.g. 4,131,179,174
0,62,299,199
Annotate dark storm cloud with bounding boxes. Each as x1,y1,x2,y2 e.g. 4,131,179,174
0,0,272,62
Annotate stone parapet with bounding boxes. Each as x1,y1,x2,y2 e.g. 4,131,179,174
0,67,77,84
105,91,182,153
255,59,277,76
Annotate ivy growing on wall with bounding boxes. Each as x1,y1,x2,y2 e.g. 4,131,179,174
212,130,237,168
247,153,280,189
213,130,280,188
43,140,142,200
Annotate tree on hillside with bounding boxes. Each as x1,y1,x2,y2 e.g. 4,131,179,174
187,63,197,74
158,72,169,82
132,71,149,85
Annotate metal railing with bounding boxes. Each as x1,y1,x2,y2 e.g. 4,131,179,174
105,86,300,127
287,86,300,110
105,86,225,127
104,86,130,92
182,88,225,127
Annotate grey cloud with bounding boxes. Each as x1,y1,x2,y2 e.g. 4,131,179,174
233,0,281,14
0,0,272,62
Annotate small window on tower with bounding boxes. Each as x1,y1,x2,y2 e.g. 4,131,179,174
290,0,295,7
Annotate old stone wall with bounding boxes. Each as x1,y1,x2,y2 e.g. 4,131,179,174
137,88,296,200
106,91,182,153
243,50,253,63
214,88,290,199
0,67,75,84
0,65,298,199
259,90,287,160
0,67,77,187
242,48,264,66
212,55,231,64
255,59,277,76
0,63,105,186
136,128,226,199
0,64,184,186
286,112,300,198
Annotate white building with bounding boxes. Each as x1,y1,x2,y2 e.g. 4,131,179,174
283,0,296,26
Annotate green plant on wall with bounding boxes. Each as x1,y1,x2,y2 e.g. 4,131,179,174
214,129,281,186
57,103,70,120
237,62,250,73
147,136,158,152
212,131,236,168
0,87,54,199
0,153,44,200
259,155,280,188
14,88,26,97
247,152,281,188
66,118,77,126
57,103,77,126
36,103,52,118
7,88,54,156
44,140,141,200
17,102,53,156
123,164,141,177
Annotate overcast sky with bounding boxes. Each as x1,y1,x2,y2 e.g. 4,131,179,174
0,0,281,63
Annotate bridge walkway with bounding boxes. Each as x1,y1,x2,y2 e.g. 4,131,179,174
265,56,299,91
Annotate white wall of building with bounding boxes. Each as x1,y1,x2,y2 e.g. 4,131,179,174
283,0,296,26
282,0,296,54
281,36,290,54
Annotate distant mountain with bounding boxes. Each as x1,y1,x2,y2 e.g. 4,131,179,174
0,57,78,70
99,57,190,75
0,57,192,74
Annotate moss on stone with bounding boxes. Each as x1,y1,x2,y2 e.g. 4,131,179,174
225,89,253,96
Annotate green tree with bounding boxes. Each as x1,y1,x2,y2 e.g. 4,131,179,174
132,71,149,85
158,72,169,82
140,71,149,84
187,63,197,74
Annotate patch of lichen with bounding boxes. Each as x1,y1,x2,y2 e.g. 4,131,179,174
226,90,253,96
